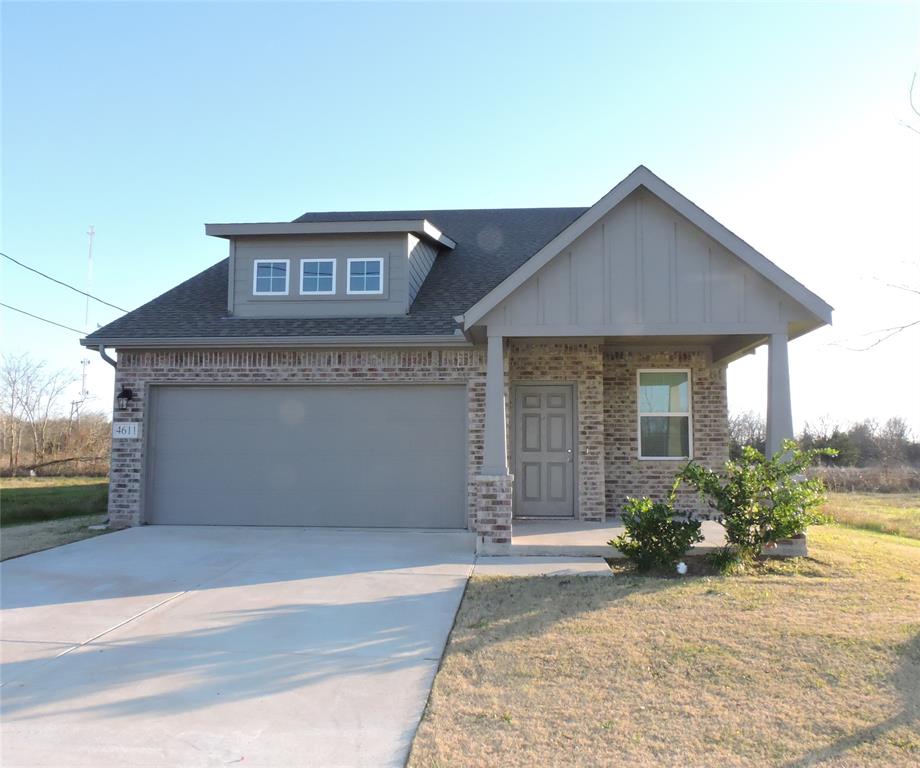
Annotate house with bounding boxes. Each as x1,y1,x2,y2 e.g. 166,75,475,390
81,166,832,554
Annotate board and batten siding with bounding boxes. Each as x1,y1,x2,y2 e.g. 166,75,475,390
408,234,438,306
481,189,812,335
232,233,409,318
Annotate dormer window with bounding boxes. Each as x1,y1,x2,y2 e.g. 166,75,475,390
300,259,336,295
347,258,384,295
253,259,289,295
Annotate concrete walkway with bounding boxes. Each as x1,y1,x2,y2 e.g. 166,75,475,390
473,556,612,577
0,526,474,768
511,517,727,556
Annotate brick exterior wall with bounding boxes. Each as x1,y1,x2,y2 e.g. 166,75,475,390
109,348,486,528
603,349,729,516
472,474,514,554
507,341,606,521
107,343,730,537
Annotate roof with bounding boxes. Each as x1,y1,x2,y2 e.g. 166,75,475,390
81,166,834,348
82,207,587,345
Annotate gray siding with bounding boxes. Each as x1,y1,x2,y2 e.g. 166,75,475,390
407,235,439,306
232,233,409,318
146,384,468,527
482,189,813,334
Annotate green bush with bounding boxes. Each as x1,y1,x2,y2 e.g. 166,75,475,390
610,493,704,573
679,440,833,563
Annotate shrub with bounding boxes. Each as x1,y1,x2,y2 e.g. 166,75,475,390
679,440,833,563
610,493,704,573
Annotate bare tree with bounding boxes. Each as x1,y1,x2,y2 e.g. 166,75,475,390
0,353,77,473
0,353,35,469
17,363,74,464
728,410,765,458
879,416,912,470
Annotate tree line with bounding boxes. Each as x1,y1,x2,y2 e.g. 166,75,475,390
1,353,110,476
730,411,920,467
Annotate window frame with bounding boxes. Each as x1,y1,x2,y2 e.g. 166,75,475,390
346,257,385,295
636,368,693,461
299,258,337,296
252,258,290,296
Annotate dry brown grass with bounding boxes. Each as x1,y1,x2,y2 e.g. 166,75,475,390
409,526,920,767
0,513,109,560
822,492,920,540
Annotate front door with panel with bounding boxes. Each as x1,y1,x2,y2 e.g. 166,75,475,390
514,384,575,517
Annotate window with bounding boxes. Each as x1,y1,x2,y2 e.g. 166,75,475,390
637,370,691,459
300,259,336,295
347,258,384,295
253,259,289,295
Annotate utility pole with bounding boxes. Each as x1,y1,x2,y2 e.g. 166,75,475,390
84,225,94,328
72,226,95,427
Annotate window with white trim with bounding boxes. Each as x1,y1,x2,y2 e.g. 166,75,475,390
346,258,384,294
253,259,289,295
300,258,336,295
638,370,691,459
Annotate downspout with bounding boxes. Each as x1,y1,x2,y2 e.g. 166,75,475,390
95,345,117,368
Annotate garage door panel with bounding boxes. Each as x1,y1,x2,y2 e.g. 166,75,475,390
147,385,467,528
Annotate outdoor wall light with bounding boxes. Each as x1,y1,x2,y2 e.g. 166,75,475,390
116,387,134,411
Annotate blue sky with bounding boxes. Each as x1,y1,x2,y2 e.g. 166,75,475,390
2,1,919,430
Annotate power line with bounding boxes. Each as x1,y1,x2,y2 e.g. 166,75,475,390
0,302,86,334
0,251,127,312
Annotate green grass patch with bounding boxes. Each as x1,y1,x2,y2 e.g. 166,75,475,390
0,479,109,527
823,492,920,540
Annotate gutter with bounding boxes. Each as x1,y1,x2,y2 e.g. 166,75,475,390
94,345,117,368
79,333,475,350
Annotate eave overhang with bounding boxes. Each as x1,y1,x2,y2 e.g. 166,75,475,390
204,220,456,250
80,333,472,350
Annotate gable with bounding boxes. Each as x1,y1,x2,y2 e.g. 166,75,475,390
470,169,832,339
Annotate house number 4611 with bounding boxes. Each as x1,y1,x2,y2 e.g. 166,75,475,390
112,422,141,439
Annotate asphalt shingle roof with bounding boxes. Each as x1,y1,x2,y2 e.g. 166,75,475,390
84,207,587,342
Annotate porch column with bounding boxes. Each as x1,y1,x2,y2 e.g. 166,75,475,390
475,333,513,555
766,332,794,458
482,334,509,475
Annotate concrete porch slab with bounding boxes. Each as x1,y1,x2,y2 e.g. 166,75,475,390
473,556,612,577
510,517,727,557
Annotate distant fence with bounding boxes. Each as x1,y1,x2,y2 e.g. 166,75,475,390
808,465,920,493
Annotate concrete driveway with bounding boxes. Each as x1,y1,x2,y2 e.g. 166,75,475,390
0,526,474,767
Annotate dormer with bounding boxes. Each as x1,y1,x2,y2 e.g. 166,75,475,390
206,220,455,319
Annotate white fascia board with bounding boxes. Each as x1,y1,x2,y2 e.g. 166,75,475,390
421,220,456,249
205,220,455,249
463,165,833,329
79,334,473,349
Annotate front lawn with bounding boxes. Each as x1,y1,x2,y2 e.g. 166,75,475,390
0,477,110,560
0,476,108,527
823,491,920,540
409,522,920,766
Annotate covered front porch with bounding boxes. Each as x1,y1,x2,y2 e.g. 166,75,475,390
471,333,796,556
462,170,831,556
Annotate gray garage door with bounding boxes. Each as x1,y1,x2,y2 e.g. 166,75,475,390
146,385,467,528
